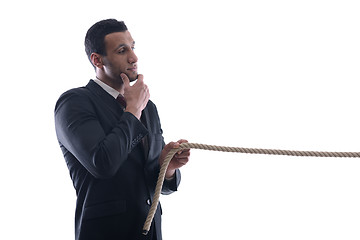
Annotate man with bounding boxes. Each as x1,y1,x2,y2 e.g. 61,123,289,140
54,19,190,240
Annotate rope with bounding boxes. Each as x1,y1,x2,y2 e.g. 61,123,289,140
142,142,360,235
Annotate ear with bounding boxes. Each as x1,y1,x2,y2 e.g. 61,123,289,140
90,53,103,69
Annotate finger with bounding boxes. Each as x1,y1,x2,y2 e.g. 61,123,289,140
177,139,188,144
133,74,144,87
144,84,149,92
175,151,190,158
164,142,180,152
137,74,144,81
175,139,188,153
163,141,174,152
179,148,190,153
142,84,149,97
141,88,150,109
177,149,190,155
175,156,189,161
120,73,130,86
177,140,190,154
174,158,189,166
172,141,180,149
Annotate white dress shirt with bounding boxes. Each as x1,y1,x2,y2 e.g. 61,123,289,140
93,78,121,99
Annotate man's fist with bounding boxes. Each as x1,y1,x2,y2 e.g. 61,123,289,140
121,73,150,119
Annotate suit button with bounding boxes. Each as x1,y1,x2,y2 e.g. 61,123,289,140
146,199,151,205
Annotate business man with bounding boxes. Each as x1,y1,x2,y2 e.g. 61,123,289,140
54,19,190,240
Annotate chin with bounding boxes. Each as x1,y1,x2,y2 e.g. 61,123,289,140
129,73,138,82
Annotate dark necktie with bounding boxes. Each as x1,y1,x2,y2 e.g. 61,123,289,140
116,94,127,109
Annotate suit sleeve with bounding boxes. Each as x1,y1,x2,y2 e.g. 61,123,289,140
148,103,181,195
55,90,148,179
162,169,181,195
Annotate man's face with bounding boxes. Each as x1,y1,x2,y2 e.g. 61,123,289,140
102,31,138,83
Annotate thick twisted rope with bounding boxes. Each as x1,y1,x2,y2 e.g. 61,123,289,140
142,142,360,235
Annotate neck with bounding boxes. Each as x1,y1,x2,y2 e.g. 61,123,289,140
96,72,124,94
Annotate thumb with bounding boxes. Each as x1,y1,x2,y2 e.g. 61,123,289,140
120,73,130,86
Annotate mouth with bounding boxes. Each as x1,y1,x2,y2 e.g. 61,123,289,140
127,66,137,73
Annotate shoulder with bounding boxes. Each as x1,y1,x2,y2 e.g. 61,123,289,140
55,87,89,109
54,80,102,116
145,100,160,115
55,80,100,102
59,86,89,98
147,99,156,109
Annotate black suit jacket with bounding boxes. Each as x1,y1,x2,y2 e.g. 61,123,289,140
54,80,180,240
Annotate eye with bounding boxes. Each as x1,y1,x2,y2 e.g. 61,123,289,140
118,48,125,54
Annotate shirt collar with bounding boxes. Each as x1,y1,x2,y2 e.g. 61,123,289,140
93,77,121,99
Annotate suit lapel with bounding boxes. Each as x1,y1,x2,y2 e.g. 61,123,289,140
86,80,123,116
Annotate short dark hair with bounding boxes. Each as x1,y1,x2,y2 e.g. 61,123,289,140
84,19,128,66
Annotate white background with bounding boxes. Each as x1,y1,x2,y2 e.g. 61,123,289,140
1,0,360,239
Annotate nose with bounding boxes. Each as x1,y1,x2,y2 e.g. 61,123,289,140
128,49,138,64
